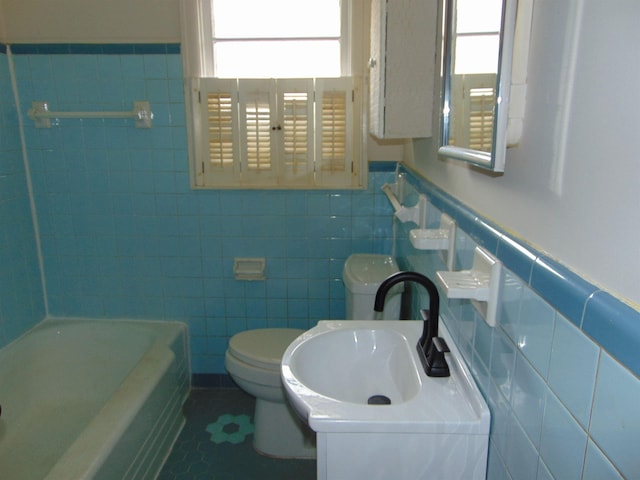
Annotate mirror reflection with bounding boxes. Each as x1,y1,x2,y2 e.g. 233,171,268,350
440,0,511,171
449,0,501,152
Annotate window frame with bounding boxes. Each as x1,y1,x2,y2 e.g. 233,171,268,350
180,0,367,190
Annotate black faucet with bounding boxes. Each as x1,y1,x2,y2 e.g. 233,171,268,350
374,271,450,377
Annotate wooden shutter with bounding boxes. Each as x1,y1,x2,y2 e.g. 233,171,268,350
467,84,495,152
277,79,314,185
315,77,358,187
451,73,496,152
199,78,240,186
194,77,363,189
238,79,277,185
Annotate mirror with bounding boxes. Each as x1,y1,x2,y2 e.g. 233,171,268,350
439,0,518,172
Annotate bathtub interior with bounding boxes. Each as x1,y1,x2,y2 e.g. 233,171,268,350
0,318,190,480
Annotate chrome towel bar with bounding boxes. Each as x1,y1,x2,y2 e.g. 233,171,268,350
27,100,153,128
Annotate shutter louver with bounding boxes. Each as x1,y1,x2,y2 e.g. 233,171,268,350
468,87,495,152
315,78,357,187
197,78,240,186
283,92,310,174
207,92,235,168
245,99,272,171
320,90,347,172
239,79,278,185
278,79,314,185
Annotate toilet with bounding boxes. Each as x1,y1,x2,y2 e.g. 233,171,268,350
224,254,402,458
342,253,402,320
225,328,314,458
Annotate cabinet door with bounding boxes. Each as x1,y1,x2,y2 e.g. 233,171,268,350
368,0,386,138
369,0,438,139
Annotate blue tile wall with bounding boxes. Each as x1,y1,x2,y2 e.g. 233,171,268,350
7,44,396,373
0,48,45,347
395,165,639,479
4,42,639,478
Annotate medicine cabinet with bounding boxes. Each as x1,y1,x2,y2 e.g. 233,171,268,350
369,0,438,139
439,0,533,172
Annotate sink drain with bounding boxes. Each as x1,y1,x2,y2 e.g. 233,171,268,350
367,394,391,405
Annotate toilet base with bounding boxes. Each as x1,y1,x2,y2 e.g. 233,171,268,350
253,398,316,459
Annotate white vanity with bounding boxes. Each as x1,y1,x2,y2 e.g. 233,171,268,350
281,320,490,479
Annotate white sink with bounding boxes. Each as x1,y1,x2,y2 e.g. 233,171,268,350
285,326,420,405
281,320,491,479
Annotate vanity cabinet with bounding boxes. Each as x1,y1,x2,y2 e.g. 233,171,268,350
368,0,438,139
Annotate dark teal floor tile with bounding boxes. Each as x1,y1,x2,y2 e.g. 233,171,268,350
158,388,316,480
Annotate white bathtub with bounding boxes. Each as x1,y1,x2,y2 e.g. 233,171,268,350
0,318,190,480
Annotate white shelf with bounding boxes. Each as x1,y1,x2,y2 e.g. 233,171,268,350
436,246,502,327
410,213,456,270
410,228,450,250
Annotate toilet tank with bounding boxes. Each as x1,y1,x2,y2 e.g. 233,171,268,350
343,254,402,320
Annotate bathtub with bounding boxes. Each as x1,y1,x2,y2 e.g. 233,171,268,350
0,318,190,480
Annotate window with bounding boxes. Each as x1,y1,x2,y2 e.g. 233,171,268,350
448,0,502,152
181,0,366,189
211,0,342,79
454,0,502,75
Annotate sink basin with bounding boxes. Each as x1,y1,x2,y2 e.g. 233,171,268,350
286,327,420,405
282,320,489,433
281,320,491,479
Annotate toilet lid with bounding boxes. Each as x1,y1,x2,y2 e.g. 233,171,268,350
228,328,305,370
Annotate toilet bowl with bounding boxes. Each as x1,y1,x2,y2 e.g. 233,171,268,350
225,328,316,458
224,254,402,459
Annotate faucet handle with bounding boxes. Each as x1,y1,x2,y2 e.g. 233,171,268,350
423,336,450,377
431,337,450,354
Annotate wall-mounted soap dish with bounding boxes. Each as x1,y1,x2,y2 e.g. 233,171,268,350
436,246,502,326
234,257,266,281
410,213,456,270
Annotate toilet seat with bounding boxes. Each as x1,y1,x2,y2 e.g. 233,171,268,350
228,328,304,370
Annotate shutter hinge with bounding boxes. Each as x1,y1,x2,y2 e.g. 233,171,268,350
201,162,205,174
352,90,355,102
198,90,202,103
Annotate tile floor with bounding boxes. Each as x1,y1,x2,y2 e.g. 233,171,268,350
158,388,316,480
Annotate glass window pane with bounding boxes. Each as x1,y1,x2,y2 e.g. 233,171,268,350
213,0,341,39
456,0,502,34
454,35,499,74
214,41,341,78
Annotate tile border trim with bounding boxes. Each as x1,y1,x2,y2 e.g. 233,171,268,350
192,373,236,388
399,163,640,378
6,43,180,55
369,160,398,173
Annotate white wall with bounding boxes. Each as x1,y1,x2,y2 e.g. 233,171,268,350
409,0,640,307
